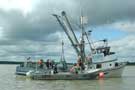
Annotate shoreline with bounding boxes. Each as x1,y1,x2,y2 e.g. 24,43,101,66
0,61,134,65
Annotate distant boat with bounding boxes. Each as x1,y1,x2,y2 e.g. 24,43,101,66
15,11,126,80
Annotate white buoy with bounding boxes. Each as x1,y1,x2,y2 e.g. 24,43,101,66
26,70,33,77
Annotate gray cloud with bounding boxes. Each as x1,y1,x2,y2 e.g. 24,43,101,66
0,0,135,61
0,10,60,41
1,0,135,41
75,0,135,25
110,35,135,62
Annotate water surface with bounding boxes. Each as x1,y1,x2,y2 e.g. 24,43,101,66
0,65,134,90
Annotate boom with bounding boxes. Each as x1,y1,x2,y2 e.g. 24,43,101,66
52,13,80,56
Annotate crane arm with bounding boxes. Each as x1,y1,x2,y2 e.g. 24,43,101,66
52,14,80,56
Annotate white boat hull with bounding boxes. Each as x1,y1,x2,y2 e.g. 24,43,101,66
29,69,100,80
102,63,126,78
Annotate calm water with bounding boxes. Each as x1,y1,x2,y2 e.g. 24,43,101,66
0,65,135,90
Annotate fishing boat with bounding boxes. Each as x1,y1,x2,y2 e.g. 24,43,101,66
15,11,126,80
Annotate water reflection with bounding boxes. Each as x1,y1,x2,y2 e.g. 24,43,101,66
0,65,135,90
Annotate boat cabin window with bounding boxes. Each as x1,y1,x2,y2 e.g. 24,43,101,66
115,62,119,67
20,63,24,67
103,48,110,56
96,64,102,68
96,47,111,56
110,64,112,66
109,52,115,55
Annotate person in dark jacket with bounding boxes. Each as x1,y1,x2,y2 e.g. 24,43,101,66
46,59,50,69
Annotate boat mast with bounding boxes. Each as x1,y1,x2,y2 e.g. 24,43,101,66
60,40,67,70
80,13,86,63
60,40,65,62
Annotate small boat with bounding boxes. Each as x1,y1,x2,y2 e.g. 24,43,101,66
16,61,36,76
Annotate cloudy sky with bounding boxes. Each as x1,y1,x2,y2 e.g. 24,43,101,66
0,0,135,62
